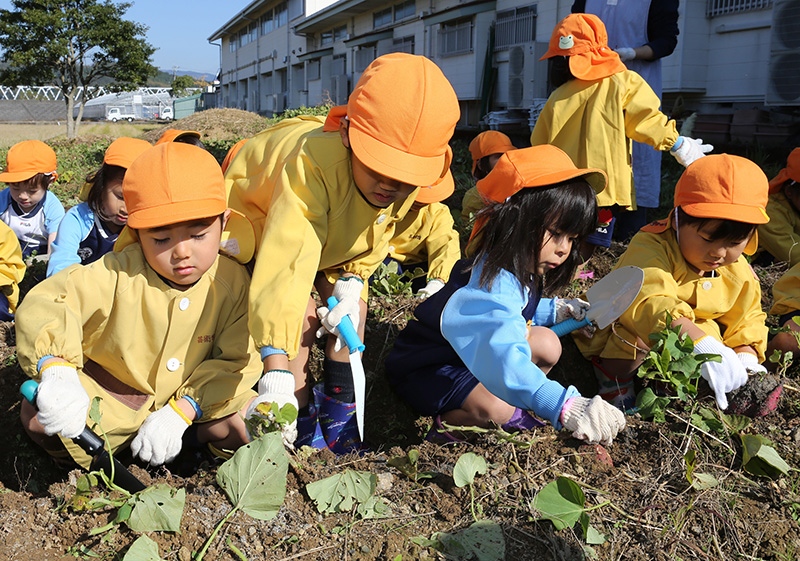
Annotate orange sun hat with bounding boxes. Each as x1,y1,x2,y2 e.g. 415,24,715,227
321,53,460,187
540,13,626,81
415,169,455,204
468,131,516,175
768,148,800,194
155,129,202,145
0,140,58,183
78,137,152,201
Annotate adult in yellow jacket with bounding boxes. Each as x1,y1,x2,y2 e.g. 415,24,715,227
767,262,800,366
531,14,710,252
225,53,460,453
758,148,800,266
0,219,25,320
576,155,770,412
18,143,262,470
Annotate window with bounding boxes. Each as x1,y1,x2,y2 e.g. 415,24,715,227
307,59,321,80
261,11,274,35
249,23,258,43
228,37,237,52
239,29,249,48
321,30,334,45
374,7,392,28
331,54,347,76
275,2,288,27
394,0,416,21
334,25,348,41
439,19,473,56
495,5,536,50
355,45,377,72
392,36,415,54
706,0,772,16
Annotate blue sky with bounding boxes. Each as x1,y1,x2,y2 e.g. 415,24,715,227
0,0,248,75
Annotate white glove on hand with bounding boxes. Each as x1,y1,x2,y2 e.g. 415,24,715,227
246,370,299,447
315,276,363,342
561,396,626,446
555,297,590,323
130,403,190,465
615,47,636,62
737,352,767,375
693,337,748,409
36,363,90,439
670,136,714,167
418,279,445,299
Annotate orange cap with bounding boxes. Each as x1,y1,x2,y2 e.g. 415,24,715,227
468,131,516,175
155,129,202,145
768,148,800,194
540,13,626,81
328,53,460,187
0,140,58,183
476,145,606,203
415,169,455,204
78,137,152,201
221,138,248,175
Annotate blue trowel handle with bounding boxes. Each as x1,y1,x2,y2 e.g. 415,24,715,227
551,317,591,338
327,296,365,353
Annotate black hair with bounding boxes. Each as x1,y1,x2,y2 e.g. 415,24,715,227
470,179,597,295
8,173,53,191
473,156,495,180
175,136,206,149
676,207,756,246
548,56,575,89
85,164,126,218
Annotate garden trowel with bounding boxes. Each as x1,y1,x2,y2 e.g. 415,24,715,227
20,379,146,494
327,296,366,441
551,266,644,337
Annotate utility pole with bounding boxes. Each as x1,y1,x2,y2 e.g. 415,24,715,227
172,66,178,80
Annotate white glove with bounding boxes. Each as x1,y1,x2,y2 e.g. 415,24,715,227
561,396,626,446
316,276,363,333
737,352,767,375
130,402,190,465
36,363,90,439
670,136,713,167
418,279,445,299
555,297,590,323
246,370,299,447
693,337,748,409
615,47,636,62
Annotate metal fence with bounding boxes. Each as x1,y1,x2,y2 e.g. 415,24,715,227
706,0,772,17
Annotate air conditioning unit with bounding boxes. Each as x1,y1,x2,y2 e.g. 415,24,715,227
507,42,549,109
766,0,800,106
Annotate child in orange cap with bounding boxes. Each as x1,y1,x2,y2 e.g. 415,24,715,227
531,13,711,254
0,140,65,259
767,262,800,367
156,129,205,148
380,170,460,299
757,148,800,267
386,145,626,446
47,137,152,277
576,154,770,412
225,53,460,453
460,131,517,227
17,142,263,471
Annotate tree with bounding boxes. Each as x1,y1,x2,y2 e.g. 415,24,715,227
0,0,157,138
171,75,197,99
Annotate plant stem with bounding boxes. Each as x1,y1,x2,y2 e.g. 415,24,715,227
195,505,240,561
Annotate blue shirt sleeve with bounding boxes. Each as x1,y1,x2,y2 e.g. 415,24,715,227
47,203,93,277
440,261,579,428
533,297,557,326
43,191,66,236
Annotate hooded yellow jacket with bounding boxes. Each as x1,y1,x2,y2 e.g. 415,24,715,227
16,245,261,466
388,202,460,282
576,227,768,361
530,69,679,209
225,116,416,357
0,219,24,312
771,262,800,317
758,191,800,267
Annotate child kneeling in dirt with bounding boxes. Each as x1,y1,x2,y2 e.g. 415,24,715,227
757,148,800,267
576,154,770,412
385,145,626,446
767,262,800,365
18,142,268,469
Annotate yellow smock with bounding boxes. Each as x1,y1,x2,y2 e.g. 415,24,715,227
388,202,460,282
0,219,24,312
16,244,261,468
575,227,768,361
460,186,485,226
758,191,800,267
771,261,800,317
225,116,416,358
530,70,679,209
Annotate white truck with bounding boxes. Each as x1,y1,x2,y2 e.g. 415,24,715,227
158,107,173,121
106,107,136,122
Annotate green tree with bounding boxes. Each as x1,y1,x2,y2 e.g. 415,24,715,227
171,74,197,98
0,0,157,138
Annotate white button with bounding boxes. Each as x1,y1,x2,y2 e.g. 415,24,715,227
179,298,190,311
388,245,395,252
377,214,387,224
702,281,712,290
166,358,181,371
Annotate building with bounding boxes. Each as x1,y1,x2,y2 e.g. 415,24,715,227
209,0,800,142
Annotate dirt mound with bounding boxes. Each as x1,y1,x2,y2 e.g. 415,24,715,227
142,108,270,143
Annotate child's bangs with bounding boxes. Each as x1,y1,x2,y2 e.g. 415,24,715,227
703,218,756,246
545,181,597,237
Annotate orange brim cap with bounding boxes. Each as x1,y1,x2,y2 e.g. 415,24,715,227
221,138,249,175
477,145,606,203
469,131,516,175
345,53,460,187
416,168,455,204
675,154,769,228
155,129,202,145
768,148,800,194
104,137,152,169
540,13,626,81
0,139,58,183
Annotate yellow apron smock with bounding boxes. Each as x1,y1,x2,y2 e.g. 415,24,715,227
0,219,25,311
388,202,460,282
771,261,800,317
758,191,800,267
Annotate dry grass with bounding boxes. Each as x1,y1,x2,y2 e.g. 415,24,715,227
0,122,161,149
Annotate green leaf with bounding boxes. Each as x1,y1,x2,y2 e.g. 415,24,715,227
741,434,791,479
691,473,719,490
635,388,669,423
128,485,185,533
585,524,606,545
435,520,505,561
217,432,289,520
306,470,376,514
532,477,586,531
453,452,487,488
122,535,163,561
684,450,696,484
356,495,392,519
